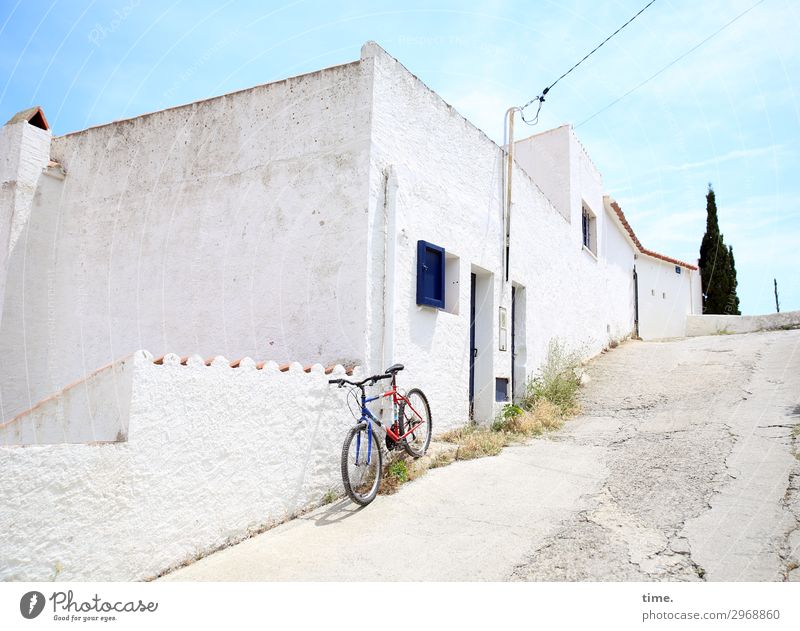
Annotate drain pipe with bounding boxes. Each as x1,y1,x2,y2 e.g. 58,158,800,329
380,166,398,373
502,107,519,284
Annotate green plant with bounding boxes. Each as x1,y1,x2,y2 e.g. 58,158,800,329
321,489,338,505
699,184,740,315
387,460,409,483
521,338,583,415
492,403,523,431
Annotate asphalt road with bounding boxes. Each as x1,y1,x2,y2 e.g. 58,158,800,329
161,329,800,581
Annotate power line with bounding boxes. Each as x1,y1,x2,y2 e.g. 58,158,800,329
520,0,659,124
576,0,767,127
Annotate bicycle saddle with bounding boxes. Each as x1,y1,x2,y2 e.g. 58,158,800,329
385,363,404,375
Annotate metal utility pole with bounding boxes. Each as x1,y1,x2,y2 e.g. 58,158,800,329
774,278,780,313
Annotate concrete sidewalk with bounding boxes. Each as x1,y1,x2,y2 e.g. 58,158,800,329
162,329,800,581
161,437,605,580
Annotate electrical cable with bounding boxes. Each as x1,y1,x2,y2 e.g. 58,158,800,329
575,0,767,127
519,0,659,125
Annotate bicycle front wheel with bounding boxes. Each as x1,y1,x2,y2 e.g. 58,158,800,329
341,423,382,506
399,388,432,458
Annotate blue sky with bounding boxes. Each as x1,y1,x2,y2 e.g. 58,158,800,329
1,0,797,314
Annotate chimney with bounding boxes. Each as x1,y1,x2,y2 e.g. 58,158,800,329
0,106,52,318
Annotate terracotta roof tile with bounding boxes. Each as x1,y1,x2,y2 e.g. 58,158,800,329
609,200,698,271
152,355,353,375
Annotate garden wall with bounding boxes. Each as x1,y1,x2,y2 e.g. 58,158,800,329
0,351,358,581
686,310,800,337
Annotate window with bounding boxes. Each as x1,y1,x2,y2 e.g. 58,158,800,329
495,378,509,402
416,240,445,309
675,265,682,274
581,204,597,255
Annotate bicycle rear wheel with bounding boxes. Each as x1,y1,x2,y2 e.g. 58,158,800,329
399,388,432,458
341,422,382,506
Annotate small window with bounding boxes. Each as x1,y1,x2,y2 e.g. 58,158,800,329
651,289,655,296
416,240,445,309
675,265,681,274
495,378,509,402
581,204,597,255
662,292,666,299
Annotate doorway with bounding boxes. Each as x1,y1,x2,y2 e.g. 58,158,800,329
469,266,493,421
633,266,640,338
511,284,526,402
469,273,476,418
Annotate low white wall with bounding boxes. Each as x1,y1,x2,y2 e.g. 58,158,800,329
0,355,133,446
686,310,800,337
0,351,359,581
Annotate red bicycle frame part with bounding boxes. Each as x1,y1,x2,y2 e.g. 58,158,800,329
380,386,424,441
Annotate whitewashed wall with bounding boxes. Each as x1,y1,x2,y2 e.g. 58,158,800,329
363,44,636,426
601,204,637,339
0,60,373,423
0,355,133,446
0,121,51,318
686,310,800,336
0,351,358,581
636,254,698,339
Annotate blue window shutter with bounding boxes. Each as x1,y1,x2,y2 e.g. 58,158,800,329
416,240,445,309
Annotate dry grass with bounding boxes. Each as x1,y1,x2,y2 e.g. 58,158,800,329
427,451,456,469
441,339,585,462
494,400,569,436
445,426,509,460
440,409,566,461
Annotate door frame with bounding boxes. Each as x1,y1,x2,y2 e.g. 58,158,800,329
469,272,476,419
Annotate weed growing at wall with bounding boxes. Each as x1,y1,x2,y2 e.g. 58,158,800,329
321,489,338,505
519,338,583,415
442,338,586,461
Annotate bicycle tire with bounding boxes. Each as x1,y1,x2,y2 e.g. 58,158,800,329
399,388,432,458
341,422,382,506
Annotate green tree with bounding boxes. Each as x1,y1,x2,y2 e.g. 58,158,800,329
698,184,739,314
727,245,741,315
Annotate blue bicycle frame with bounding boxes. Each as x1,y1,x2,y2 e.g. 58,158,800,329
356,391,383,466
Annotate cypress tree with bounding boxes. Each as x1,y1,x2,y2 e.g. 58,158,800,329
727,245,740,315
698,184,739,314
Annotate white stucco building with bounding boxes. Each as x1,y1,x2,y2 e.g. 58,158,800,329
0,41,708,581
0,42,700,431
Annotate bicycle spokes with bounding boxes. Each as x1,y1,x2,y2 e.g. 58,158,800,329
346,426,379,496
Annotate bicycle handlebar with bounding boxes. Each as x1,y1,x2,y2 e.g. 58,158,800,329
328,373,392,388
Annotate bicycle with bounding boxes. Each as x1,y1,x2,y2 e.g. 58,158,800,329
328,363,432,506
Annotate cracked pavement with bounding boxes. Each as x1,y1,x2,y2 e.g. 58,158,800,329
162,330,800,581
